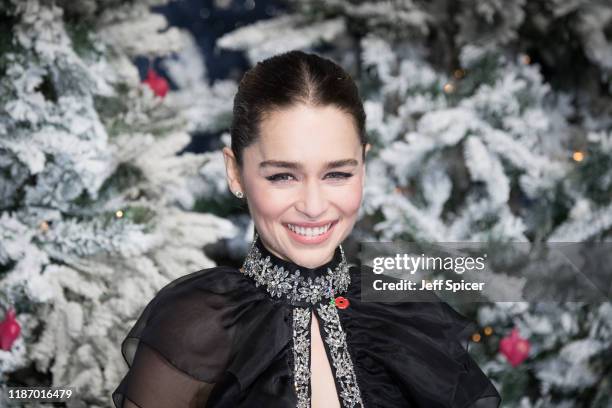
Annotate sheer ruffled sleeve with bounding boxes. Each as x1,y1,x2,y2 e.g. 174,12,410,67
112,267,243,408
343,265,502,408
439,301,502,408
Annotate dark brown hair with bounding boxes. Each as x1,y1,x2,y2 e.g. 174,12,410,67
230,50,367,169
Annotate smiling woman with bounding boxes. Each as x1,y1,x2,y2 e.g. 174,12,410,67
112,50,501,408
225,101,366,267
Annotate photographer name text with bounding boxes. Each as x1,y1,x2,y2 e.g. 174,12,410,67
373,279,485,292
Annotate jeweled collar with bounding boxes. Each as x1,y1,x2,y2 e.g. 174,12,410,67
240,231,351,306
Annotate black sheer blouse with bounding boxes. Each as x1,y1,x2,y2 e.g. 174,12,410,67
112,233,501,407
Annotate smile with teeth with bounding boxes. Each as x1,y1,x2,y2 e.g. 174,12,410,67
286,222,335,237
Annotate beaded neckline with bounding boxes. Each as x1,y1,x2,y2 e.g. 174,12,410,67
240,231,351,306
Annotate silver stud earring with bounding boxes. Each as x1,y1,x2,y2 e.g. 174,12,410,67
234,191,244,199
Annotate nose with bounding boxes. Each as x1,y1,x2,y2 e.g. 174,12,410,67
295,179,328,219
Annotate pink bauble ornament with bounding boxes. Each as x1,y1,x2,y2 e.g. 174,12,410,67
499,328,530,367
0,308,21,351
143,67,169,98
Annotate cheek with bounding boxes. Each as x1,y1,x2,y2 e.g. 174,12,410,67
243,177,288,220
330,178,363,216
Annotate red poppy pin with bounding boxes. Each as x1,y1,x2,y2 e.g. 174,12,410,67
334,296,350,309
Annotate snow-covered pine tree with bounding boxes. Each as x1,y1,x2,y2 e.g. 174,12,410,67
355,41,611,408
159,31,255,254
0,0,237,405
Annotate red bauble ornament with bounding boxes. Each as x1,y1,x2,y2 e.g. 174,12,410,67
499,328,530,367
334,296,350,309
143,67,169,98
0,308,21,351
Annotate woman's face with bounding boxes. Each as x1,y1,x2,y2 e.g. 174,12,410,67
224,103,369,268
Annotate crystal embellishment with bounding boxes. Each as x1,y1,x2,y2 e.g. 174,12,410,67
293,307,312,408
241,232,364,408
241,232,351,305
315,302,364,407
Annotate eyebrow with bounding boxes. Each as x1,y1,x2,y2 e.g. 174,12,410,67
259,159,359,170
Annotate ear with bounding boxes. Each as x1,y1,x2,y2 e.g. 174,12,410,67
222,147,243,195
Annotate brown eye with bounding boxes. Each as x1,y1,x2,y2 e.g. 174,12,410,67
325,172,353,179
266,173,295,182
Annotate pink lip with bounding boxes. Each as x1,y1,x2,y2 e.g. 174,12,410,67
284,220,338,244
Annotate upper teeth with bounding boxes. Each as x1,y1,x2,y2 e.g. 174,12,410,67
287,223,333,237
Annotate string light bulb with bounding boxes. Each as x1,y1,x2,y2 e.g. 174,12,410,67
521,54,531,65
443,82,455,94
115,210,124,218
572,150,585,162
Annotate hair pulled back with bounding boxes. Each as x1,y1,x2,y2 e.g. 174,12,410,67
230,50,367,169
